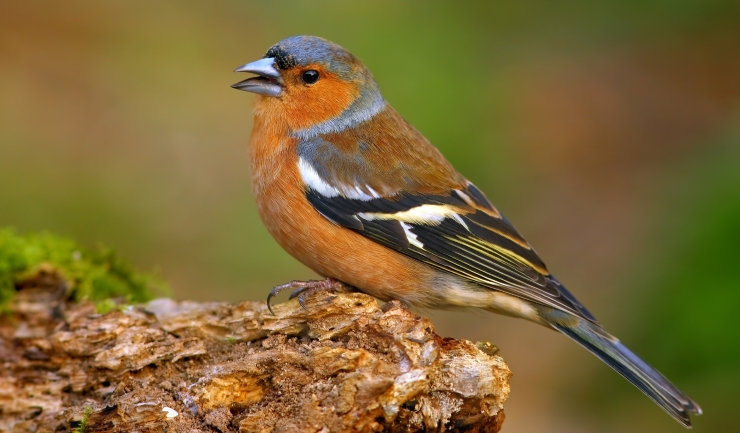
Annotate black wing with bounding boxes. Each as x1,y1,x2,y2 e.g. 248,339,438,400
306,183,597,323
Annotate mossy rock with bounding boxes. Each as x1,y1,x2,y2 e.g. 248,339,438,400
0,228,168,313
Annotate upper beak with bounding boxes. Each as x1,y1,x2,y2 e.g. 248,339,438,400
231,57,283,97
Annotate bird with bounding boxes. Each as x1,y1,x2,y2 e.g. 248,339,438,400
232,35,701,428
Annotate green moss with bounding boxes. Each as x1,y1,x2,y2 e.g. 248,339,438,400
0,228,168,312
72,405,93,433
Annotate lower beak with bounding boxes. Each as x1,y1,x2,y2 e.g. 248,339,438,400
231,57,283,97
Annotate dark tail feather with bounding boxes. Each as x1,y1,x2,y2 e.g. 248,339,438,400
550,319,701,428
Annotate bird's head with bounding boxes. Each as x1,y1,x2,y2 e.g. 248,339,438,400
232,36,385,137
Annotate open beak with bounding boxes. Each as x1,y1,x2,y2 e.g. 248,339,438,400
231,57,283,97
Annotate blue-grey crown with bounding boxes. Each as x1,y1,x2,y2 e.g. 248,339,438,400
265,36,357,80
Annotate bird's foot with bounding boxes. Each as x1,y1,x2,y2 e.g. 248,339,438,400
267,278,355,315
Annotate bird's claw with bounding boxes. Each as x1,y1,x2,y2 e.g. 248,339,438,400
266,281,303,315
267,278,353,315
289,282,334,311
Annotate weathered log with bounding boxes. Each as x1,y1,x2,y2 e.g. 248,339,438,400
0,270,509,432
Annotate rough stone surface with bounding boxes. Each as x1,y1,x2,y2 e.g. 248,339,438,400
0,271,510,432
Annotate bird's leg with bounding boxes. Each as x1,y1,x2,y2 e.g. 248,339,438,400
267,277,355,315
288,278,356,310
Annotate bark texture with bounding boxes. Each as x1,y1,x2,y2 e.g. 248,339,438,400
0,270,510,432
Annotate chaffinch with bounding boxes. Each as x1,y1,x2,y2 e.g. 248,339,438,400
232,35,701,427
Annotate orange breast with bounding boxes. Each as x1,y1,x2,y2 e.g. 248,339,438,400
248,115,440,306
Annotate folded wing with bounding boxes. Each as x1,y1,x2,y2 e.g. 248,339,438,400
305,181,598,323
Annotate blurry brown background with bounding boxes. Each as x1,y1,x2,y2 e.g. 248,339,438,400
1,1,738,431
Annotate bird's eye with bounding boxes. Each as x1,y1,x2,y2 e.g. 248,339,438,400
301,70,319,85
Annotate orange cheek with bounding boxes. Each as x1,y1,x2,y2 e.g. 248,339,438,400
282,78,359,131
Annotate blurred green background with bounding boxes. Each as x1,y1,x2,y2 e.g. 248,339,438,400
1,1,738,431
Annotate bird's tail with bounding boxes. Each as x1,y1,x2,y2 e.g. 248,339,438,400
545,312,702,428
